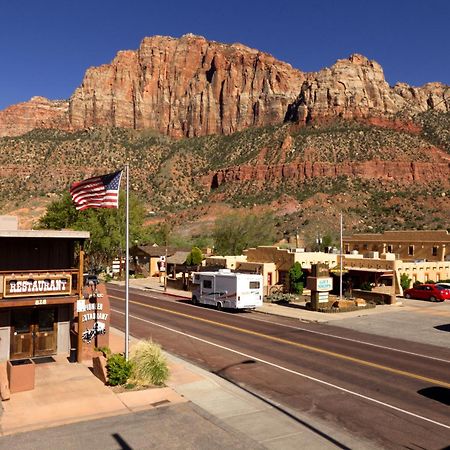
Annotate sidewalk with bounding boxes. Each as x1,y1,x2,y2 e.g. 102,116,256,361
0,327,377,449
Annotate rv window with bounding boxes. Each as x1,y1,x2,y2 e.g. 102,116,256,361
249,281,260,289
203,280,212,289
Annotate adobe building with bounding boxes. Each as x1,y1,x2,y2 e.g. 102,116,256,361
340,251,450,300
0,216,90,362
206,247,338,295
343,230,449,262
130,245,184,277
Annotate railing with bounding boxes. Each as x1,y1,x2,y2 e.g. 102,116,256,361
0,269,80,300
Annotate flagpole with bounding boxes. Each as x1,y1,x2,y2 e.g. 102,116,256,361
339,212,343,301
125,162,130,360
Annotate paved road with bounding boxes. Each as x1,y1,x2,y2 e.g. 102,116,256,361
107,284,450,450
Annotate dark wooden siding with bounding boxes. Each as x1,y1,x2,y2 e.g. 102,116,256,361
0,238,75,271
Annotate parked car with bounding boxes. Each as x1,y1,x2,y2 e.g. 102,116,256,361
404,284,450,302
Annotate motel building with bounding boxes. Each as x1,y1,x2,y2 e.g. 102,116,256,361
0,216,89,363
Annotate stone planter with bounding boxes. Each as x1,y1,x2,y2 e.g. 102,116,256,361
7,358,35,393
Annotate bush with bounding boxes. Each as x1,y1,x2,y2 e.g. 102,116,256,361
130,340,169,386
359,282,373,291
288,262,304,294
107,353,132,386
400,273,411,290
104,273,113,282
95,346,112,357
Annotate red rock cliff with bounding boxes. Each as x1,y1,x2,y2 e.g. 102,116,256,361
286,54,450,123
205,159,450,189
1,39,449,138
0,96,69,137
68,34,305,138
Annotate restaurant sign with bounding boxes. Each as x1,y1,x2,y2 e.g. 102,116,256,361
4,273,72,298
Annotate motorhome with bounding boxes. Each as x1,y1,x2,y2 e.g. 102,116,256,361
192,269,263,310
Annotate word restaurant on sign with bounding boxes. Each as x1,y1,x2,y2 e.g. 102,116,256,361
9,279,68,294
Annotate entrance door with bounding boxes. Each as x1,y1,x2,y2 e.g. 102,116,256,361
10,309,34,359
10,308,58,359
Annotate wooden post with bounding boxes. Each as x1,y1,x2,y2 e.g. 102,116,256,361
78,246,85,298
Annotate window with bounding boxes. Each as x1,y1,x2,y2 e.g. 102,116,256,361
203,280,212,289
249,281,260,289
363,243,368,250
387,245,393,253
408,245,414,256
432,246,438,257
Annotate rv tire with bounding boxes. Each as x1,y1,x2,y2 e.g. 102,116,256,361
216,302,223,311
192,296,198,305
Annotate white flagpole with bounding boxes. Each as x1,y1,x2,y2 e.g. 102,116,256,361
125,162,130,360
339,212,343,301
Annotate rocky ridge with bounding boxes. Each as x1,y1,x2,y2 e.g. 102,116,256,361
1,35,304,138
0,36,449,138
286,54,450,123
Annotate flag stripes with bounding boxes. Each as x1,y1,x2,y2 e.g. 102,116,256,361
70,170,123,210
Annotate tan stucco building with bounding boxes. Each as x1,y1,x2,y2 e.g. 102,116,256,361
206,247,338,295
343,230,449,262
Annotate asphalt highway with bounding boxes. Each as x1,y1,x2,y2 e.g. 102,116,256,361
106,284,450,449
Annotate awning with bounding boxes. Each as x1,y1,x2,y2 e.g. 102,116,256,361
346,268,394,273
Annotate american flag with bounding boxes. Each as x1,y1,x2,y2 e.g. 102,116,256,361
70,170,123,211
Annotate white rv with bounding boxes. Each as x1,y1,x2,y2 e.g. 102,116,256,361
192,269,263,310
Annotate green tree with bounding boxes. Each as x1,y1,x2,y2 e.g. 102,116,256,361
186,247,203,266
213,212,276,255
400,273,411,290
288,262,304,294
38,192,79,229
38,191,150,267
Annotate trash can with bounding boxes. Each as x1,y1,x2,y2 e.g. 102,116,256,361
69,347,77,363
7,359,35,393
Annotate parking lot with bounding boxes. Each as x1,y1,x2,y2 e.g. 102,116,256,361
331,298,450,348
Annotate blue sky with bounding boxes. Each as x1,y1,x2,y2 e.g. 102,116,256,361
1,0,449,111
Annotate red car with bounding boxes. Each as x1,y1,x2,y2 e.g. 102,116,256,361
404,284,450,302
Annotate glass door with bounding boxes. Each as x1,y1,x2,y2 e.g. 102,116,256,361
10,308,58,359
10,309,34,359
34,308,57,357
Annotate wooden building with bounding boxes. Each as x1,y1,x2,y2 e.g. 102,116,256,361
0,225,89,361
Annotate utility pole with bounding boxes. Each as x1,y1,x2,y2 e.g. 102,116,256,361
164,246,168,292
339,213,343,301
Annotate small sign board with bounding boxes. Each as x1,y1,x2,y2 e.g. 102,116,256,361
317,277,333,291
4,273,72,298
306,277,333,292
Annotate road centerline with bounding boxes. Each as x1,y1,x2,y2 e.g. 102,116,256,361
108,294,450,389
111,307,450,431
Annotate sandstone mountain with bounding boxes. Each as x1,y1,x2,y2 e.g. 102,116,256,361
0,35,448,138
0,34,304,138
0,35,449,239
